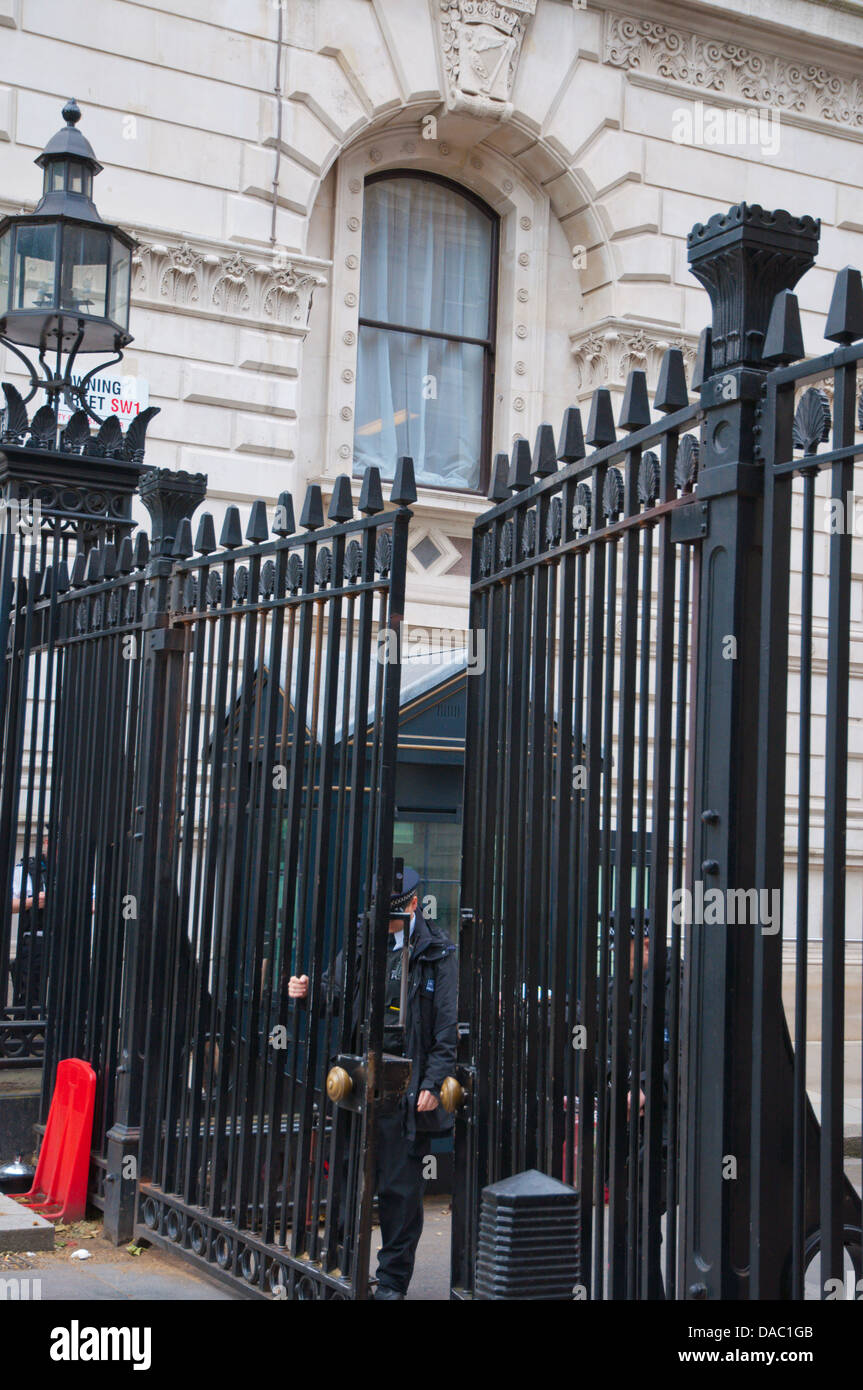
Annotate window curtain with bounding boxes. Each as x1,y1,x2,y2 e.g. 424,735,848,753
353,177,492,491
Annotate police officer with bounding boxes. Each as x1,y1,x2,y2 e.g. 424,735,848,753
9,830,48,1009
289,866,457,1300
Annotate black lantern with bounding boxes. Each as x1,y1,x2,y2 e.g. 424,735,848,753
0,99,134,417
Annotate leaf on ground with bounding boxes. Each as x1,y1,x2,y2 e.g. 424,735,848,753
126,1243,144,1257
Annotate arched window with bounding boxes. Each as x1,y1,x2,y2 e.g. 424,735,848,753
353,172,498,494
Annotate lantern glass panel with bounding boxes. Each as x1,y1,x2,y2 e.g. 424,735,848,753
0,229,10,315
67,162,87,195
109,236,131,328
14,223,58,310
48,164,65,194
59,224,109,317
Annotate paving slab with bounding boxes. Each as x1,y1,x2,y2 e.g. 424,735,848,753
0,1192,54,1251
3,1243,239,1301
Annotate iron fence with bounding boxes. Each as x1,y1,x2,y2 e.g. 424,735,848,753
454,375,703,1300
122,465,414,1298
454,202,863,1302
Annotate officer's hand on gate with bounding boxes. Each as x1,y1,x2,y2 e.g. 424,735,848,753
416,1090,438,1112
288,974,309,999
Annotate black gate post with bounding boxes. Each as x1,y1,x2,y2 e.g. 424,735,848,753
680,206,820,1299
103,467,206,1244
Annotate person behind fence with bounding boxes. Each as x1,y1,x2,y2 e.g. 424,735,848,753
9,828,49,1009
288,866,457,1300
606,909,674,1298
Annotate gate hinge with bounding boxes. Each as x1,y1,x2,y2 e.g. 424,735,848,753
670,500,709,544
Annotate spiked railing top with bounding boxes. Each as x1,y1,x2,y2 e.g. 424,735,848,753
328,475,354,523
476,369,700,523
488,454,510,502
273,491,296,535
358,467,384,514
824,266,863,345
390,456,417,507
220,505,244,548
245,499,270,543
300,484,324,531
194,513,217,554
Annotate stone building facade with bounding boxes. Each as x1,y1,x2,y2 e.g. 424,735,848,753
1,0,862,952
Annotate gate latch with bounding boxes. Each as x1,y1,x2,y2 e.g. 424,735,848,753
326,1053,412,1114
440,1064,475,1115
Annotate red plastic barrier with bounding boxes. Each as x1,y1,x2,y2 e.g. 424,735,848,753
14,1058,96,1223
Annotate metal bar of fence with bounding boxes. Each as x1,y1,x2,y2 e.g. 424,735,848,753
750,373,794,1299
793,465,816,1301
820,359,856,1289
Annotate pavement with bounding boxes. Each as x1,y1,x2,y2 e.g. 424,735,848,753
0,1200,454,1301
0,1191,54,1251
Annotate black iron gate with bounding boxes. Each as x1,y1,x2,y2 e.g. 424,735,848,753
453,204,863,1300
127,466,414,1299
453,374,702,1301
0,442,414,1299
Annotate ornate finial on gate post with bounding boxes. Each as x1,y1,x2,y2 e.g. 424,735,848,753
138,468,208,558
687,204,820,372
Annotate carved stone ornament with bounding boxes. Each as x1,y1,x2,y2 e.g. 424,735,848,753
438,0,537,116
569,318,698,398
132,239,326,334
604,13,863,133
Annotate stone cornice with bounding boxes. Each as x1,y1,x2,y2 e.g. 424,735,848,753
131,237,327,336
604,9,863,136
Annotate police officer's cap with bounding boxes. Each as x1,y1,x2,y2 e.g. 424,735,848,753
390,866,420,914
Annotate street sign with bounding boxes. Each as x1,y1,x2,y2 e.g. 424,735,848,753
57,375,149,426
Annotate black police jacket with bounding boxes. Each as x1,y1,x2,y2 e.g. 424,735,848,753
323,909,458,1141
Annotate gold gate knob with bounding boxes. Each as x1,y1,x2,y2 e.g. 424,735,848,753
327,1066,353,1103
440,1076,466,1114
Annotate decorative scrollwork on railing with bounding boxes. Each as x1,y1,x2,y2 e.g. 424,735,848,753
793,387,831,456
233,566,249,602
315,548,332,588
638,450,661,506
521,510,537,557
603,467,624,520
480,532,493,577
375,530,392,578
575,481,592,534
546,496,563,548
287,553,303,594
345,540,363,582
675,435,699,493
206,571,222,607
0,382,160,464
